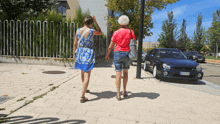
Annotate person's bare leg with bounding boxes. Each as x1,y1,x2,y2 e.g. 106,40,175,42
81,71,89,92
81,70,91,98
123,69,128,92
81,71,84,83
116,71,122,96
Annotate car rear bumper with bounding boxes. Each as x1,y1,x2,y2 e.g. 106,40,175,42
157,69,203,80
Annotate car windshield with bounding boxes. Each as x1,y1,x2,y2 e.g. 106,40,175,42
187,51,199,55
157,50,187,59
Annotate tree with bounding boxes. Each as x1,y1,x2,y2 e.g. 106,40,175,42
200,46,211,54
0,0,57,20
176,19,190,52
192,12,206,52
105,0,179,40
158,11,178,48
207,8,220,58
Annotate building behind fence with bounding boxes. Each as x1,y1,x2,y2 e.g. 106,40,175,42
0,20,107,62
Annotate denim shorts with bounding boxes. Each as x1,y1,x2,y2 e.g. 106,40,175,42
113,51,130,71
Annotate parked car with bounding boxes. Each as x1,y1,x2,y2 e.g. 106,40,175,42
183,51,205,63
131,50,146,65
143,48,203,81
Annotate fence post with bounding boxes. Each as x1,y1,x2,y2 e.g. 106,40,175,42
4,20,9,55
59,22,62,58
30,20,34,56
36,21,41,57
70,22,75,58
10,20,15,56
23,20,28,56
16,20,21,56
65,22,68,58
50,21,54,57
43,21,48,57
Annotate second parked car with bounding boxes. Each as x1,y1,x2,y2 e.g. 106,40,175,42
183,51,205,63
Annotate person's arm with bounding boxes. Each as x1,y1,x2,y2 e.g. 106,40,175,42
105,41,115,62
131,30,137,44
92,16,102,36
73,31,78,59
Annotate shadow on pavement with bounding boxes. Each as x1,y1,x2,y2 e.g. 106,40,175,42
1,115,86,124
159,78,206,85
88,91,160,101
88,91,117,102
123,92,160,100
203,75,220,77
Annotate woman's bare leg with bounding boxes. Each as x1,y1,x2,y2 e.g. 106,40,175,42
81,70,91,97
81,71,84,83
123,70,128,92
116,71,122,96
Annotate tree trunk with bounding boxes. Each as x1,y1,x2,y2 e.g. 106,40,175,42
216,42,218,59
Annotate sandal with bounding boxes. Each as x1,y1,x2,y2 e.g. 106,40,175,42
80,96,88,103
122,91,128,97
116,95,121,101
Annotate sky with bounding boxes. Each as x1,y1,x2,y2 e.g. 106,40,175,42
144,0,220,42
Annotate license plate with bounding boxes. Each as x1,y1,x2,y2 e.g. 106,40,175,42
180,72,190,76
198,59,203,60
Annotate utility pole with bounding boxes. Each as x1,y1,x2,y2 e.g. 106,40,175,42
136,0,146,78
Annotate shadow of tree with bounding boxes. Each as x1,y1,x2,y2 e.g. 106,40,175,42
88,91,160,101
0,115,86,124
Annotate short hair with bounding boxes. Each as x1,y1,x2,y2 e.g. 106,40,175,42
84,15,94,26
118,15,129,25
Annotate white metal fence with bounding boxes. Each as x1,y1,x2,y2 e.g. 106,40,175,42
0,20,106,59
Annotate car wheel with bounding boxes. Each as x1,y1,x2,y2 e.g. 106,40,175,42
143,61,148,71
153,65,158,78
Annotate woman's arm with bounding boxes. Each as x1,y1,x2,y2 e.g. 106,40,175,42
105,41,115,62
93,16,102,36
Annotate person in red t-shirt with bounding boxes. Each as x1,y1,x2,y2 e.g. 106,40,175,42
105,15,136,101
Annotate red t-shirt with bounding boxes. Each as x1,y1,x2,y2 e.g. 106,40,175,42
111,28,136,51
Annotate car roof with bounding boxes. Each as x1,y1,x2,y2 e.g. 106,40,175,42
154,48,179,51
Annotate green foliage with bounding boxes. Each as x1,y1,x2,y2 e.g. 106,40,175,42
192,12,206,52
207,8,220,56
177,19,190,52
105,0,179,40
158,11,179,48
200,46,211,53
72,6,89,29
0,0,57,20
188,46,195,51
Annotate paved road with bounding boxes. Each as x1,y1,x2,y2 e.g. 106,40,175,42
200,63,220,86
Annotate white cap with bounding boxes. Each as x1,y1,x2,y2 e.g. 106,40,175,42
118,15,129,25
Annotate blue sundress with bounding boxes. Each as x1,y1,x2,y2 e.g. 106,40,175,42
75,28,95,72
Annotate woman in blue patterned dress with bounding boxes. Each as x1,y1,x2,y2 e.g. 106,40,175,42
73,15,102,103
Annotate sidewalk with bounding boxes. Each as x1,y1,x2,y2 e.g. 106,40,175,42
1,59,220,124
206,59,220,65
